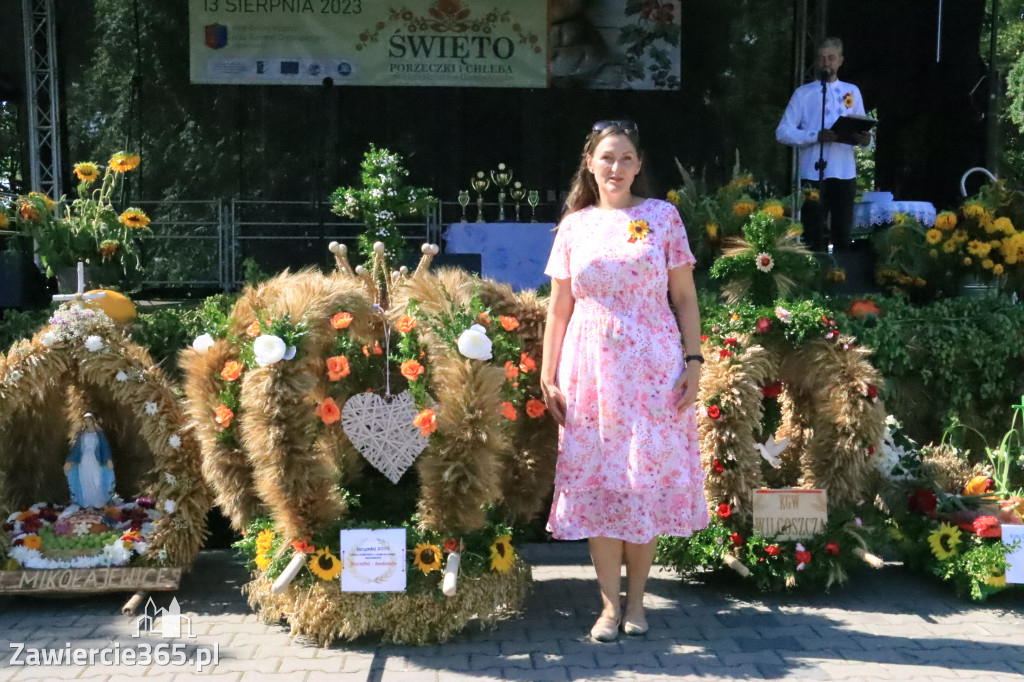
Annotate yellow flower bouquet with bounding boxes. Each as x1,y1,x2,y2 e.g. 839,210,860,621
7,152,151,286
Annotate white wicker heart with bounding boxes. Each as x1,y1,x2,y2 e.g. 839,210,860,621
341,390,429,483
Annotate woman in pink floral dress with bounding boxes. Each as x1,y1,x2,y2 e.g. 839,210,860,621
541,121,708,642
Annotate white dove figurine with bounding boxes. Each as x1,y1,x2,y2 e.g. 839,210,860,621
755,434,790,469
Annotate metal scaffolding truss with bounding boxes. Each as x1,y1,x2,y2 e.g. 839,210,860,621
22,0,61,202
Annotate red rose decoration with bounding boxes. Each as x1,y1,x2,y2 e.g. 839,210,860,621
707,405,721,419
443,538,459,553
700,334,708,342
825,541,840,556
712,459,724,474
761,381,782,399
730,532,745,547
755,317,771,334
796,548,812,564
717,503,731,519
765,545,781,557
908,488,938,517
866,384,878,400
724,337,738,347
719,349,733,360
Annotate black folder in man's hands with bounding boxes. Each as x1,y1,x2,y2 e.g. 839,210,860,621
829,115,876,145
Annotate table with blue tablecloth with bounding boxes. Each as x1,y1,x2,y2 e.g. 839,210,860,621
442,222,557,291
852,196,936,233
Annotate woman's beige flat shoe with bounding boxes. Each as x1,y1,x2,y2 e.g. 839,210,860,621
590,615,621,642
621,616,649,636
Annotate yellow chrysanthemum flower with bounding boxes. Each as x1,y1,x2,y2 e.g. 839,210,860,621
951,229,968,244
942,240,958,254
762,203,785,220
927,523,962,560
118,208,151,229
309,547,342,580
934,211,957,230
994,217,1015,235
108,153,141,173
254,553,271,571
925,229,942,245
981,212,998,232
489,534,515,573
928,249,938,258
412,543,442,574
732,201,756,217
963,256,973,266
666,190,680,206
982,258,994,270
706,223,719,240
1000,233,1024,264
962,202,986,219
73,162,100,183
967,240,992,258
256,529,274,555
993,263,1004,275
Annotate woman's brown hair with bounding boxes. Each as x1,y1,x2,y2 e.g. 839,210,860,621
563,123,652,217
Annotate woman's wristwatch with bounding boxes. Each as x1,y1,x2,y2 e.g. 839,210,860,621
684,354,705,365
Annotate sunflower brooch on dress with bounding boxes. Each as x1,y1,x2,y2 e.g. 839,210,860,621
627,219,651,243
843,92,854,108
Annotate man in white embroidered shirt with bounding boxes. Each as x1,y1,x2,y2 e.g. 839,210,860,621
776,37,871,253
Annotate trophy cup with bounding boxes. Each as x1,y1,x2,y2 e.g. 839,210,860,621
457,190,470,223
470,172,490,223
509,182,526,222
527,190,540,222
490,163,513,222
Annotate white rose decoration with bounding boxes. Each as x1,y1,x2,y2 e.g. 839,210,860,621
84,335,104,352
456,324,493,361
192,333,215,353
41,331,58,347
253,334,287,366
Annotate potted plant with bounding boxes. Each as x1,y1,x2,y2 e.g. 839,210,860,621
5,152,151,291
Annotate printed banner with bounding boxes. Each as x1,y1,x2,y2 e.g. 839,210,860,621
188,0,681,89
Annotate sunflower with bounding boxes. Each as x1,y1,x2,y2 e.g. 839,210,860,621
255,529,275,555
490,534,515,573
309,547,342,580
73,162,100,183
627,219,650,243
118,208,151,229
108,153,141,173
99,240,121,258
927,523,962,560
413,543,442,574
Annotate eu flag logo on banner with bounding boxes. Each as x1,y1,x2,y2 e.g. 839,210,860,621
204,24,227,50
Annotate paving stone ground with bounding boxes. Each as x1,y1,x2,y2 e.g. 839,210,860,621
1,542,1022,681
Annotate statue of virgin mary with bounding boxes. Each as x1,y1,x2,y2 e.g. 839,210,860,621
64,413,116,508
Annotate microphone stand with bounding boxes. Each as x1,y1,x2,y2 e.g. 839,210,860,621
813,71,829,252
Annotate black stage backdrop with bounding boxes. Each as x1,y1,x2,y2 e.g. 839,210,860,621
0,0,987,214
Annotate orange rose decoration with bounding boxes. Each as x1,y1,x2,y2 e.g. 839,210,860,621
478,312,491,324
331,312,353,329
504,361,519,381
499,315,519,331
501,402,517,421
401,359,425,381
326,355,351,381
519,352,536,373
316,397,341,424
214,404,234,427
525,399,546,418
362,340,384,356
413,408,437,436
396,316,417,333
245,320,261,337
220,360,243,382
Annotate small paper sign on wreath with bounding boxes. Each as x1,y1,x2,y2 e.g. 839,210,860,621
341,390,429,483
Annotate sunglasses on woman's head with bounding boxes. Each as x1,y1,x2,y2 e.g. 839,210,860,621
592,119,639,135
